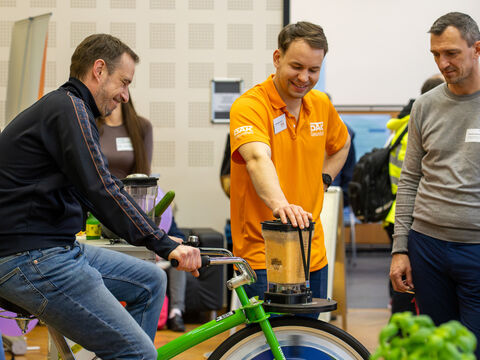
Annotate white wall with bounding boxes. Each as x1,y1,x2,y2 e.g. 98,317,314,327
291,0,480,106
0,0,283,234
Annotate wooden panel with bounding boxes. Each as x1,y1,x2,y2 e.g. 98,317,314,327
345,223,390,245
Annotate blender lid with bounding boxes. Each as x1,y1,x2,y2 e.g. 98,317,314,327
261,219,315,232
121,173,158,187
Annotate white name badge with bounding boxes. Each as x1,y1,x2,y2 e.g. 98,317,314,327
465,129,480,143
273,114,287,134
116,137,133,151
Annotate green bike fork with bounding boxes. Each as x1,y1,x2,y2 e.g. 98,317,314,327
235,287,286,360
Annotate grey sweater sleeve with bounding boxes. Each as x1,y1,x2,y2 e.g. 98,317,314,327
392,101,424,253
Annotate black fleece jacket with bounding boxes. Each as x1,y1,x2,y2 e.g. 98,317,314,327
0,78,179,258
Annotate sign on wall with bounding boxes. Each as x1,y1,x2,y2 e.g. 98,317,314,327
211,78,243,124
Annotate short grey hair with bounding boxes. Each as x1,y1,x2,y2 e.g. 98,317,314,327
429,12,480,47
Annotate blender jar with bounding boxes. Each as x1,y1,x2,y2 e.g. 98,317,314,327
121,174,159,222
261,220,315,304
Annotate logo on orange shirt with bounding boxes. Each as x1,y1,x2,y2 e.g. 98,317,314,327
310,122,324,136
234,125,254,138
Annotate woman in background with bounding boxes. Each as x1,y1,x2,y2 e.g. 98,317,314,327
98,96,187,332
97,96,152,178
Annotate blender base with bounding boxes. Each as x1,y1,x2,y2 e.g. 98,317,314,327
264,290,313,305
262,298,337,314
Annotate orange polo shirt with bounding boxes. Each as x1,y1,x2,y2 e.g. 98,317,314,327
230,75,348,271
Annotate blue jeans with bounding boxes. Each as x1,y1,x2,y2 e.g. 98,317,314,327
0,242,166,360
409,230,480,358
244,265,328,319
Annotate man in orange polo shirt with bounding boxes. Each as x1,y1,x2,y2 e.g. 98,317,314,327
230,21,350,306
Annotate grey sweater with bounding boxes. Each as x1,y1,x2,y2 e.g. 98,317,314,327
393,83,480,253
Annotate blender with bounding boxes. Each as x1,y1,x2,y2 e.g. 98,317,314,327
121,174,159,220
100,174,158,240
261,219,337,313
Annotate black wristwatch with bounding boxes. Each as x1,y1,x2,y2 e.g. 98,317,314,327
322,173,332,190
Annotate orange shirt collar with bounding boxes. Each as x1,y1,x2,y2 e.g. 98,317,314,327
264,74,313,116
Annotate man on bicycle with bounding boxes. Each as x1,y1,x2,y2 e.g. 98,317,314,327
0,34,201,359
229,22,350,306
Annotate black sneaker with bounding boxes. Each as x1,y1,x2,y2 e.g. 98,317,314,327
167,314,185,332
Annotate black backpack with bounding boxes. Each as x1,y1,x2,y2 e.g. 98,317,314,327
348,126,408,223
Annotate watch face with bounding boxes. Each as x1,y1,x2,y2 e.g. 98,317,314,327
322,173,332,186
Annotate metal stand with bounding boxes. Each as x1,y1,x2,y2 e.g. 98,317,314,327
47,327,76,360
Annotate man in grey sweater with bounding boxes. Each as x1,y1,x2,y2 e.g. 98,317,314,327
390,12,480,353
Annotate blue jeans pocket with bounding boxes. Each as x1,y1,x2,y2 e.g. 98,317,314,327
0,267,48,316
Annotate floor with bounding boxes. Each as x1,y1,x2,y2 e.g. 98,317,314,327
6,250,393,359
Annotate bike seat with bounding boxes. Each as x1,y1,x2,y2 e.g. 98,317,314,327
0,297,33,318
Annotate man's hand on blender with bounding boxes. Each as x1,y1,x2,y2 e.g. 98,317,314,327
168,236,202,277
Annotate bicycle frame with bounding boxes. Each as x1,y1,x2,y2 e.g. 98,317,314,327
157,248,286,360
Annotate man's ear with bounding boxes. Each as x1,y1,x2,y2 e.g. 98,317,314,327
92,59,106,82
474,40,480,58
273,49,281,69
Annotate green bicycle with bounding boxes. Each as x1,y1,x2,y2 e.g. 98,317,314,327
0,241,369,360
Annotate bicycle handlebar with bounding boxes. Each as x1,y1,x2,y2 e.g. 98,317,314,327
169,236,257,289
170,255,210,269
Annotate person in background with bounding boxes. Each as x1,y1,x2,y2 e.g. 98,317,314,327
99,97,188,332
0,34,201,359
229,21,350,311
331,123,356,207
384,74,444,315
324,93,357,209
97,96,152,178
390,12,480,358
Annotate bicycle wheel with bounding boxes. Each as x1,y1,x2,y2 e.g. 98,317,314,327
208,317,370,360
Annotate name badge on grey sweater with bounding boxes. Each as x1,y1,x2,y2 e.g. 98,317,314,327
465,129,480,142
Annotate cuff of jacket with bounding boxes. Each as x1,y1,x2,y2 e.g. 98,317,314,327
143,231,180,260
391,236,408,255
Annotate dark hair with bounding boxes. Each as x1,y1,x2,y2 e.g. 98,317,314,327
421,76,445,94
97,95,150,175
70,34,139,80
429,12,480,47
278,21,328,54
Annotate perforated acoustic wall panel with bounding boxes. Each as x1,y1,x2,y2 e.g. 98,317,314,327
150,0,175,10
31,0,56,7
1,0,16,7
150,101,175,128
227,63,253,90
110,0,135,9
228,0,253,11
110,22,136,48
150,23,175,49
0,21,13,47
189,23,214,49
188,101,210,128
45,61,56,88
0,61,8,87
188,63,214,88
70,22,96,47
70,0,97,8
47,21,56,47
188,141,214,167
150,62,175,88
1,0,282,232
153,140,175,168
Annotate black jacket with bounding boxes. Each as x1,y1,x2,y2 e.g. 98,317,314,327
0,78,178,258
